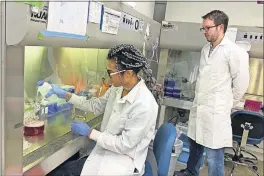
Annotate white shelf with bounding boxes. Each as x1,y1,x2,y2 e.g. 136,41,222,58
162,97,193,110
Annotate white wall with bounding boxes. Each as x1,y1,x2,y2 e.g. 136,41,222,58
132,2,155,19
165,2,263,27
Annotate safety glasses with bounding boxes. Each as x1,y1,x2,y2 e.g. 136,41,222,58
200,24,220,32
107,70,127,77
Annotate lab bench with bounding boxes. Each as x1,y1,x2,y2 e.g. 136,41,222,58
157,95,263,127
158,97,193,127
157,96,264,161
23,110,103,175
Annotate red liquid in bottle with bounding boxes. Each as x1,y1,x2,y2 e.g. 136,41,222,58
24,119,45,136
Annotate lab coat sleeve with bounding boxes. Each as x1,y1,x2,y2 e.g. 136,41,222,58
90,103,158,154
229,49,250,107
68,88,111,115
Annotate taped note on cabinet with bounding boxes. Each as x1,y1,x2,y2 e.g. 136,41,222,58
100,7,121,35
47,2,89,36
88,1,103,24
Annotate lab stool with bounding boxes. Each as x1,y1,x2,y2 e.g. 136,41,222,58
224,110,264,176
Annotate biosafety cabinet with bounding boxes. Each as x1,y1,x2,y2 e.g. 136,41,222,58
0,2,161,175
157,21,264,159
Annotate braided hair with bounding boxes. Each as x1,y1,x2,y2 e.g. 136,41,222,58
107,44,162,103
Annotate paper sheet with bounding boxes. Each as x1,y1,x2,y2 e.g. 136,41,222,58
47,2,89,36
225,28,238,43
88,1,102,24
101,7,121,35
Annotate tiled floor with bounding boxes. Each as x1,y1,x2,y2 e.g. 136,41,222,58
176,161,263,176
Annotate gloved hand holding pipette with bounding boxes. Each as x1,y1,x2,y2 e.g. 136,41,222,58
37,80,67,99
37,81,91,137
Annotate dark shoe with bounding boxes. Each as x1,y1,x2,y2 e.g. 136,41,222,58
174,169,188,176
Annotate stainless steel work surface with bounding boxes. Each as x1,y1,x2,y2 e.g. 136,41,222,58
23,109,103,172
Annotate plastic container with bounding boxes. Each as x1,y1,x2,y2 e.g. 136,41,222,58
173,88,181,93
176,123,188,135
168,140,183,176
176,134,205,170
48,102,73,116
164,77,182,99
38,82,52,96
174,140,183,159
173,92,181,98
167,79,176,87
165,87,174,93
177,147,206,170
164,92,173,97
37,82,58,103
244,99,262,112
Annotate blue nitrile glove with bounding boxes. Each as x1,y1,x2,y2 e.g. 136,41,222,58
37,80,45,86
71,121,91,136
46,84,67,99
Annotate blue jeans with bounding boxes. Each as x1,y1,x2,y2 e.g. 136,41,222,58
186,138,225,176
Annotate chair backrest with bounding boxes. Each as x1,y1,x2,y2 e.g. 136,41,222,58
231,111,264,140
153,123,176,176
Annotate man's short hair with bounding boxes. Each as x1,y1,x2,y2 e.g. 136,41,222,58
202,10,229,33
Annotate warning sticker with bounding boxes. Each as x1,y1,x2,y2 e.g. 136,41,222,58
30,5,48,23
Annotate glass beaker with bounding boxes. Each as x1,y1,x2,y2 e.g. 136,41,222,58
23,102,47,136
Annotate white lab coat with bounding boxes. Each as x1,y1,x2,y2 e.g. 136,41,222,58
69,79,158,175
187,36,250,149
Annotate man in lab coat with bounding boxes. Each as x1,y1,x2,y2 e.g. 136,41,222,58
175,10,250,176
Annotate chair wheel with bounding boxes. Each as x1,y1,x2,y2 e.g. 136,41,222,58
252,166,258,171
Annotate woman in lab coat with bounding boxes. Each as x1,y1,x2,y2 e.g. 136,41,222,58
38,44,161,176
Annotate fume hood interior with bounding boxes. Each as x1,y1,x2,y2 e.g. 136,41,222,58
23,46,110,164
